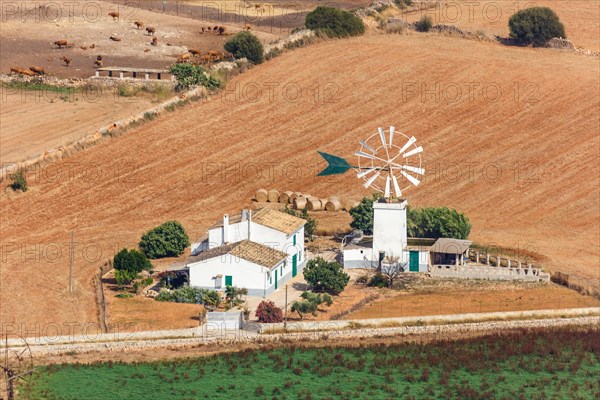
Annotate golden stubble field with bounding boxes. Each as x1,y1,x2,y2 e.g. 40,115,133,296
1,33,598,335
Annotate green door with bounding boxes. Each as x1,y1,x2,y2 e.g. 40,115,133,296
274,270,278,290
225,275,232,286
409,251,419,272
292,254,298,277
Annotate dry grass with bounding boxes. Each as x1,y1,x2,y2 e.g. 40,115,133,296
1,34,598,334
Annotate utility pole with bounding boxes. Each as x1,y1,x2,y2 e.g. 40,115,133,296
284,285,288,330
69,230,74,293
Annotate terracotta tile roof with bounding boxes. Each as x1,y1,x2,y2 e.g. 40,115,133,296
251,208,305,235
186,240,287,269
208,213,244,230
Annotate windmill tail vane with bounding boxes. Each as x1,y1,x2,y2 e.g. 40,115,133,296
316,151,356,176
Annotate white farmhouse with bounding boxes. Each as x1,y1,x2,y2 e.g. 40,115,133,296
188,240,290,297
187,208,306,296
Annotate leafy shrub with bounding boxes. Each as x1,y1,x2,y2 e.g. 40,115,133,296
305,6,365,38
415,15,433,32
225,285,248,307
9,169,28,192
114,269,137,286
224,31,264,64
290,299,317,320
355,274,370,285
115,292,133,299
140,277,154,287
155,286,221,306
113,248,152,275
509,7,566,46
169,63,221,90
303,257,350,295
139,221,190,259
394,0,413,9
367,273,389,288
255,300,283,323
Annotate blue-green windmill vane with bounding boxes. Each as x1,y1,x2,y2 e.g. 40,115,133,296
318,126,425,198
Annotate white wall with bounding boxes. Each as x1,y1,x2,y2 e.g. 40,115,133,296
343,247,375,269
373,201,407,261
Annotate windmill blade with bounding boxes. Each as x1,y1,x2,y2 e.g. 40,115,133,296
384,175,391,198
398,136,417,155
392,173,402,197
401,170,421,186
356,168,375,178
389,126,395,147
402,146,423,158
359,140,376,154
317,151,353,176
401,165,425,175
363,171,381,188
355,151,375,160
378,127,386,147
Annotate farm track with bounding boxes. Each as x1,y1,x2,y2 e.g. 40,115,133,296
8,311,600,359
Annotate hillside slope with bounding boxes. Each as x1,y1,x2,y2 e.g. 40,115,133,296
1,34,598,333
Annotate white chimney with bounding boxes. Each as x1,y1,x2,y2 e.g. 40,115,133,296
223,214,229,244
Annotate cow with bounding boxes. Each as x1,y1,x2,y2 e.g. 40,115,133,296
188,49,201,56
146,27,155,36
109,36,122,42
60,56,72,67
217,26,227,35
29,66,45,75
108,11,119,20
134,21,144,29
151,36,158,46
54,40,68,48
177,53,191,63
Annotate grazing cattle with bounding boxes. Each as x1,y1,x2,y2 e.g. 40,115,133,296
60,56,72,67
134,21,144,29
206,26,212,32
108,11,119,20
144,49,150,52
243,24,251,30
200,27,205,34
188,49,201,56
54,40,68,48
217,26,227,35
146,27,155,36
80,46,88,50
213,25,219,31
94,60,103,68
29,66,45,75
97,55,103,61
90,44,96,49
109,36,121,42
151,36,158,46
177,53,191,63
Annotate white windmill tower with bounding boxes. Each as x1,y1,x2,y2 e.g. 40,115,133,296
318,125,425,268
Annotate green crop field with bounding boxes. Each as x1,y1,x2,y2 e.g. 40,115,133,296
25,327,599,400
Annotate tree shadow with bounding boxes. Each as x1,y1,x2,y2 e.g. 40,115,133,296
292,281,310,291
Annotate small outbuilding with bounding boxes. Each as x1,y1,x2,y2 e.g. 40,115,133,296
429,238,472,266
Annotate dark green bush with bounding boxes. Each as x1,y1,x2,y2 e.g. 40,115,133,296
509,7,566,46
407,206,471,239
113,248,152,275
9,169,28,192
139,221,190,259
114,269,137,286
155,286,221,306
169,63,220,90
305,6,365,38
415,15,433,32
303,257,350,295
224,31,264,64
367,273,389,288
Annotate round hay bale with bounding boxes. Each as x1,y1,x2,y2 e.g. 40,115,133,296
325,199,341,211
290,192,303,202
306,198,322,211
279,191,293,203
293,197,307,210
267,189,280,202
255,189,268,202
343,200,360,211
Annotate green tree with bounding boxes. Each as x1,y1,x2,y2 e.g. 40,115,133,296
290,299,317,320
169,63,220,90
113,248,152,275
224,31,264,64
305,6,365,38
349,194,381,235
139,221,190,259
9,169,28,192
509,7,566,46
303,257,349,295
114,269,137,287
407,206,471,239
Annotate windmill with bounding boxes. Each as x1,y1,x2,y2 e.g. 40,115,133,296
318,126,424,198
1,335,34,400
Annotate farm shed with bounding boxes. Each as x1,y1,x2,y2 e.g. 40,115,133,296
188,240,291,297
429,238,472,266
